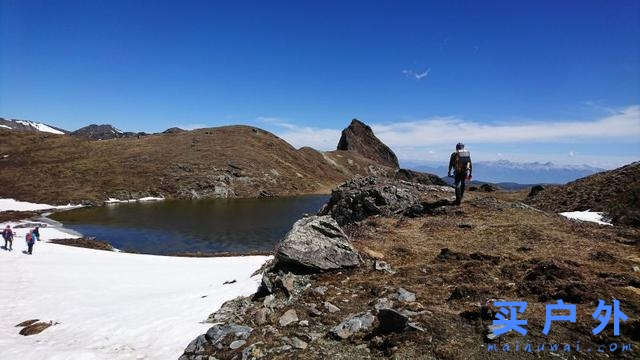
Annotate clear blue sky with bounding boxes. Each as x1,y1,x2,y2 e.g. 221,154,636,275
1,1,638,167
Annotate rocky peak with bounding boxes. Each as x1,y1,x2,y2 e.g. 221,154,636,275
71,124,124,140
337,119,399,168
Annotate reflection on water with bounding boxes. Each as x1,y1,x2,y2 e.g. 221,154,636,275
50,195,329,255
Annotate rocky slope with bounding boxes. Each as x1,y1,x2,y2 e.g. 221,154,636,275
337,119,399,168
0,120,442,204
180,177,639,360
527,162,640,227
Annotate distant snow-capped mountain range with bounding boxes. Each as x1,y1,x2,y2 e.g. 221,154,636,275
406,160,605,184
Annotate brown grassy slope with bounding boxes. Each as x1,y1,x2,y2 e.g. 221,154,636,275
527,162,640,227
233,190,639,359
0,126,388,204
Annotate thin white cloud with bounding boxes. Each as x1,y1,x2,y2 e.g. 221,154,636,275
372,105,640,146
264,105,640,167
402,68,431,80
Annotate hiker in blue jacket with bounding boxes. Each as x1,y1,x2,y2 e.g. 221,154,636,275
2,225,14,251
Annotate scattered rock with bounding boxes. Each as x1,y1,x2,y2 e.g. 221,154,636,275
299,320,309,326
274,215,360,272
180,324,252,359
457,222,474,229
229,339,246,350
377,309,409,333
373,297,394,310
313,286,328,296
331,312,375,339
263,294,276,309
634,266,640,272
242,342,266,360
278,309,298,327
395,287,416,303
289,336,308,349
254,308,270,325
308,304,323,317
374,260,395,274
206,296,252,323
223,279,237,285
324,301,341,313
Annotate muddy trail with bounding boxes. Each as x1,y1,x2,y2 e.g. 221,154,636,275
182,188,639,359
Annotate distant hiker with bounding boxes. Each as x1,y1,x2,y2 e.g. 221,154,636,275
2,225,14,251
448,142,473,205
33,226,40,241
26,231,35,255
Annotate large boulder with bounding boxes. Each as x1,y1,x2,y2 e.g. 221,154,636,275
274,215,360,272
337,119,399,168
320,176,454,225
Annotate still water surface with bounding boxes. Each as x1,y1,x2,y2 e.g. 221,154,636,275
50,195,329,255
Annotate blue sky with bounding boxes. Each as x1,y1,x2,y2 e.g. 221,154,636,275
1,1,638,168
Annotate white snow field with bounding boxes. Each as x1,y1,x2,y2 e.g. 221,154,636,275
0,198,83,212
0,221,270,360
559,210,613,226
14,120,65,134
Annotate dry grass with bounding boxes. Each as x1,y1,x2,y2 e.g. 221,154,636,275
255,190,639,359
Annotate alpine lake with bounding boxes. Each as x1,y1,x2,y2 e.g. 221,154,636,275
49,195,329,255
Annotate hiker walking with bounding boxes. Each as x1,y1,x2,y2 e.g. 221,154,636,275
26,230,35,255
2,225,14,251
448,142,473,205
33,226,40,241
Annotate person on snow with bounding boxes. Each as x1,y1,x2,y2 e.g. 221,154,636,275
33,226,40,241
2,225,14,251
26,231,35,255
448,142,473,205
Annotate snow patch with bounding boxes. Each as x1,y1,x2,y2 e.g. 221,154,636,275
0,220,270,360
0,199,83,212
14,120,64,135
105,196,165,204
0,124,11,129
559,210,612,226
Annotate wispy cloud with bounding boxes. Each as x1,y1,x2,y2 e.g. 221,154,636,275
372,105,640,146
402,68,431,80
263,105,640,167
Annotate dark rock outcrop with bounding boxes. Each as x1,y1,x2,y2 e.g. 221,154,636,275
163,127,185,134
319,176,454,225
274,215,360,272
394,168,447,186
179,324,252,360
479,183,499,192
528,184,545,197
337,119,399,168
71,124,124,140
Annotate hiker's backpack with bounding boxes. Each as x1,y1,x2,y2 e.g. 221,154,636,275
26,233,32,242
455,150,471,175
